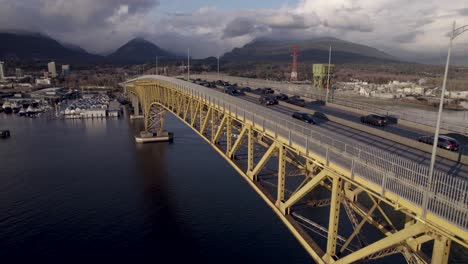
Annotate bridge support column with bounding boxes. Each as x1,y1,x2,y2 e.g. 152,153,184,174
226,117,232,155
129,94,143,119
247,126,254,173
431,235,451,264
276,145,286,206
135,103,173,143
324,176,343,262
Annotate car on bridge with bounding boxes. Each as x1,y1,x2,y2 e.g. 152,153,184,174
418,135,460,152
276,93,289,101
223,86,243,95
292,112,316,124
239,86,252,92
360,114,388,127
259,95,278,105
287,98,306,107
227,89,245,96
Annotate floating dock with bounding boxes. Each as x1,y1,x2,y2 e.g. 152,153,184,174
130,114,144,120
135,131,173,143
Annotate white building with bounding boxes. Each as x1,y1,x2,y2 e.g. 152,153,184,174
445,90,468,99
48,61,57,78
35,78,51,85
0,61,4,80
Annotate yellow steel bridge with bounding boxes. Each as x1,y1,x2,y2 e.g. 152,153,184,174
124,75,467,263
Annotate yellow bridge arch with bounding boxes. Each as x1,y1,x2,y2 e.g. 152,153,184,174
125,75,467,264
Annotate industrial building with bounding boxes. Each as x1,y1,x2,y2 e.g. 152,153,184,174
313,64,335,89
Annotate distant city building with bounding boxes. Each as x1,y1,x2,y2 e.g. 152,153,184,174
48,61,57,78
62,64,70,76
0,61,5,80
15,68,24,79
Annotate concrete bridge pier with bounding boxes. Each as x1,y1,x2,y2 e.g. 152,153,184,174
129,94,144,120
135,103,173,143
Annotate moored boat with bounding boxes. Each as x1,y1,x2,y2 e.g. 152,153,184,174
2,101,12,114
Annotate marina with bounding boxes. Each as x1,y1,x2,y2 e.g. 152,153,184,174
60,94,122,119
1,99,52,117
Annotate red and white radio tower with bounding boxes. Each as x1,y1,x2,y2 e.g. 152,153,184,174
290,45,298,81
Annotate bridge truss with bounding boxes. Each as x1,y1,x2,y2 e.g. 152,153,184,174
125,76,467,264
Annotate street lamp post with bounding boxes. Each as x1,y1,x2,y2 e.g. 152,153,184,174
187,48,190,81
217,55,220,80
155,56,158,75
423,21,468,217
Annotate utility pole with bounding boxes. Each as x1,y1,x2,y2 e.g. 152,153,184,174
217,55,220,80
187,48,190,81
155,56,158,75
325,44,332,103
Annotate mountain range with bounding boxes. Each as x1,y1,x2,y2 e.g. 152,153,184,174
222,37,398,64
0,32,176,65
0,31,401,65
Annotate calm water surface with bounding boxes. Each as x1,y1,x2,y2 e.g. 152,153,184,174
1,112,466,263
0,113,310,263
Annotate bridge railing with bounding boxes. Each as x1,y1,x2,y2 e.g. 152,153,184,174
133,76,468,230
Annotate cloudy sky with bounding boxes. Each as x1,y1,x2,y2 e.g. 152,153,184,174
0,0,467,63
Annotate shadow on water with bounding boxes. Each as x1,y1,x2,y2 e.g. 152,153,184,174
130,121,203,262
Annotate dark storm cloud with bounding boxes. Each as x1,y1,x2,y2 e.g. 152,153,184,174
222,17,268,38
393,30,424,43
0,0,159,33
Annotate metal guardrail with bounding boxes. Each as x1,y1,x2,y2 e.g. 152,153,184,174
132,75,468,230
194,74,468,136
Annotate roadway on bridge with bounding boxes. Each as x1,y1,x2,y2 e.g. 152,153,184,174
240,95,468,179
199,82,468,179
304,102,468,155
195,75,467,154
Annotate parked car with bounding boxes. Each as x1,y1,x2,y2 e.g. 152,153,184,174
259,95,278,105
292,112,316,124
276,93,289,101
360,114,388,126
418,135,460,151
